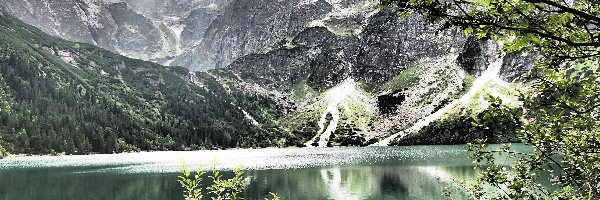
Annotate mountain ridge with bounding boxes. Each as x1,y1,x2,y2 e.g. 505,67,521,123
0,9,294,154
0,2,533,155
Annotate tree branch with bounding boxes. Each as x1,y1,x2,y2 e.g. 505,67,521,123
443,14,600,47
526,0,600,24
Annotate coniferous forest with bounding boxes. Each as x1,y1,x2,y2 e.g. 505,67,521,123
0,11,290,155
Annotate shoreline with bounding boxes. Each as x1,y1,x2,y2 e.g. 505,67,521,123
0,144,488,160
0,146,310,159
0,143,525,162
0,145,479,173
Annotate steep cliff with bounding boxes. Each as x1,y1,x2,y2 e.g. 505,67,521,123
219,5,534,146
0,0,230,62
217,7,503,146
171,0,337,71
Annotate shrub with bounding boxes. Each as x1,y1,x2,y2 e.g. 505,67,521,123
178,160,279,200
0,145,7,159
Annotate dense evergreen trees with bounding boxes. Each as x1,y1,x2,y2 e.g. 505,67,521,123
0,10,289,155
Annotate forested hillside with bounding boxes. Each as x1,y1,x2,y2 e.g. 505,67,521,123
0,3,531,155
0,10,288,155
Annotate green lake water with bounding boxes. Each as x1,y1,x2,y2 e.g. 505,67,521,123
0,145,503,200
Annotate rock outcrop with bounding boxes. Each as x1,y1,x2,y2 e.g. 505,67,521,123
0,0,230,61
228,10,467,89
171,0,336,71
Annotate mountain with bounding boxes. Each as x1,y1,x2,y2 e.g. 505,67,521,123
0,1,533,155
0,0,231,62
202,8,533,146
0,0,383,71
0,8,289,155
171,0,341,71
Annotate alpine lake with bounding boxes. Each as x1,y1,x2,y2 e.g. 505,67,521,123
0,144,529,200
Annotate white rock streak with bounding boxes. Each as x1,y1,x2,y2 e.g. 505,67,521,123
372,59,507,146
240,108,260,126
306,79,358,147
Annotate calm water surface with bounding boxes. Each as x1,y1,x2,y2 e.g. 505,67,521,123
0,145,495,200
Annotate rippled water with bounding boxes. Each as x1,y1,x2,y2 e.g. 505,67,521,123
0,145,487,200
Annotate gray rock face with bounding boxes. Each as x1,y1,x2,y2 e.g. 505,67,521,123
457,36,502,76
103,2,164,57
179,6,220,51
2,0,533,78
229,26,357,90
119,0,233,55
2,0,339,70
0,0,99,44
355,12,465,83
456,36,534,79
500,52,536,82
171,0,336,71
120,0,224,19
0,0,229,61
224,8,539,145
228,10,467,90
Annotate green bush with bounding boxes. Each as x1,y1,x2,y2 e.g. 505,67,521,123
178,160,279,200
0,144,7,159
178,161,205,200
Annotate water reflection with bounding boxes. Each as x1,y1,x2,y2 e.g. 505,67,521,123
0,145,494,200
0,167,181,200
246,165,475,200
321,167,359,200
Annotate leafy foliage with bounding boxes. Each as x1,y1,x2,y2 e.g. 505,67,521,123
382,0,600,198
207,164,246,200
178,160,279,200
0,144,7,158
179,161,206,200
